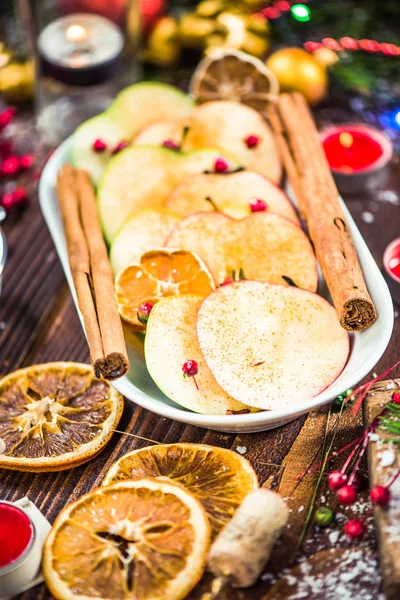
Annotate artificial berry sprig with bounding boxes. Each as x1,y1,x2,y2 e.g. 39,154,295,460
250,198,267,213
244,134,260,149
214,157,229,173
182,360,199,390
162,139,180,151
137,302,153,325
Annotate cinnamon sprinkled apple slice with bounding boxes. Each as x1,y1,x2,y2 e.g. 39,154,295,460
197,281,349,410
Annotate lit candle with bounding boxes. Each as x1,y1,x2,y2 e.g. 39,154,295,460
37,13,124,86
320,124,393,193
0,502,41,597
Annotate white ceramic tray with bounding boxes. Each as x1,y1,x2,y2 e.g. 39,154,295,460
39,138,394,433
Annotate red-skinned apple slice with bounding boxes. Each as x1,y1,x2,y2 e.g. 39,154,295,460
165,171,299,223
144,295,253,414
182,101,282,184
197,281,350,410
166,211,318,290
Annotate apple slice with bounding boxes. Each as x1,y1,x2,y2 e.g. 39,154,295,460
165,171,299,223
197,281,349,410
145,295,253,414
182,101,282,183
166,211,318,291
110,208,181,276
72,82,194,184
134,120,184,147
98,146,238,243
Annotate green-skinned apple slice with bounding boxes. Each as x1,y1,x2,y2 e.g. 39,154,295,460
182,100,282,184
166,211,318,290
145,295,253,414
110,208,180,276
165,171,299,223
72,82,194,184
98,146,238,243
197,281,350,410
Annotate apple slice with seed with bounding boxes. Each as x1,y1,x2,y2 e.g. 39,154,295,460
165,171,299,223
166,211,318,290
145,295,253,414
197,281,350,410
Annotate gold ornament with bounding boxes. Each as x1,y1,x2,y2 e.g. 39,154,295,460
266,47,328,105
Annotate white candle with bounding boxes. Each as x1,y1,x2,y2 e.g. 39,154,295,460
37,13,124,85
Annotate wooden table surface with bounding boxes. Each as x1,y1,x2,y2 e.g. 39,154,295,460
0,108,399,600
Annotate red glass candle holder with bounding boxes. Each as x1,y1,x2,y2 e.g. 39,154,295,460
320,124,393,194
384,237,400,304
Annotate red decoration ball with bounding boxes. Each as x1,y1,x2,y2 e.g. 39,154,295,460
214,157,229,173
92,138,107,152
344,519,365,539
244,134,260,149
250,199,267,213
370,485,390,506
1,186,28,209
182,360,199,377
1,155,20,176
162,140,180,151
337,484,358,506
19,154,35,170
328,471,347,491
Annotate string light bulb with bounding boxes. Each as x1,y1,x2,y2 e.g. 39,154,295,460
291,4,311,22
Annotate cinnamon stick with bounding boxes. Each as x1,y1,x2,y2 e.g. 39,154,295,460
270,92,376,331
56,165,129,379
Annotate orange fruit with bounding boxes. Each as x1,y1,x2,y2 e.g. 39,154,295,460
190,48,278,113
43,478,211,600
115,249,215,329
103,443,259,538
0,362,123,472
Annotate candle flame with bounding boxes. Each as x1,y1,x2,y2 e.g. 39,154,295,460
339,132,353,148
66,24,88,43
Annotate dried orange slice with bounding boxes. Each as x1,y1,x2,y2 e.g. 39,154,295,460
103,443,259,538
43,478,211,600
115,249,215,329
190,48,279,112
0,362,123,472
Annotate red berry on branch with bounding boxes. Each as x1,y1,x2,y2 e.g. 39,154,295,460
19,154,35,170
250,199,267,213
344,519,365,539
392,390,400,404
1,186,28,209
214,157,229,173
350,471,364,491
337,484,358,506
137,302,153,325
112,141,129,154
0,155,20,176
182,360,198,377
0,140,13,157
244,134,260,149
0,107,16,130
370,485,390,506
162,140,180,151
92,138,107,152
328,471,347,491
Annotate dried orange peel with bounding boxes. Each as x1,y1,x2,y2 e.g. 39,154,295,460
103,443,259,538
0,362,123,472
43,478,211,600
115,248,215,329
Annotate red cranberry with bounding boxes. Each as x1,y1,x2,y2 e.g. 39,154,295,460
250,199,267,213
92,138,107,152
162,140,180,151
1,186,28,209
214,157,229,173
137,302,153,325
112,141,129,154
392,390,400,404
344,519,365,539
370,485,390,506
337,484,357,506
19,154,35,170
328,471,347,491
182,360,198,377
244,134,260,149
0,155,20,176
0,107,16,129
